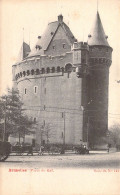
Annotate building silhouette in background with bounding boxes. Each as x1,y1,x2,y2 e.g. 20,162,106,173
12,12,112,148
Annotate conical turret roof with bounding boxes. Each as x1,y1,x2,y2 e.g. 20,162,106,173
88,11,109,47
17,42,31,62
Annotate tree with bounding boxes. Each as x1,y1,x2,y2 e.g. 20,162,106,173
0,88,35,142
38,122,56,146
109,123,120,146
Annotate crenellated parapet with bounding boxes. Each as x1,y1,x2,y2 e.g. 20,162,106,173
89,46,112,68
12,52,76,82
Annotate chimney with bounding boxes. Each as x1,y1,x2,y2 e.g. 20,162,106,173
58,14,63,23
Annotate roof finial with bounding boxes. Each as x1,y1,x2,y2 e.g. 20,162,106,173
23,27,24,43
83,26,84,43
97,0,99,12
60,5,63,15
58,14,63,23
29,29,30,48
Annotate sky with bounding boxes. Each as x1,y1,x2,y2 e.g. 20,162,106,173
0,0,120,127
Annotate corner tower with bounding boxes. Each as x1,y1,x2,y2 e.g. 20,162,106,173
86,11,113,148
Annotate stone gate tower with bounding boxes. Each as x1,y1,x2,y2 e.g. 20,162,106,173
12,12,112,149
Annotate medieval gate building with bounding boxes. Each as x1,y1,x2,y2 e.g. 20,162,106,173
12,12,112,148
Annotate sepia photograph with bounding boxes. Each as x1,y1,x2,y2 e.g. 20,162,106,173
0,0,120,194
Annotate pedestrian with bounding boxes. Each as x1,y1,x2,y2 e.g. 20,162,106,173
38,145,44,155
107,144,109,153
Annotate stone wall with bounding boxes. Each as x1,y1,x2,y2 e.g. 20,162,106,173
17,72,83,146
13,51,84,146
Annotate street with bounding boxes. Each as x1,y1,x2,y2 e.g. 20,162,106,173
0,152,120,195
1,151,120,169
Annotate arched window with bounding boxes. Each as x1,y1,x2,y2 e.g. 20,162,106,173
51,67,55,73
41,68,45,74
65,64,72,72
20,72,22,77
36,69,40,75
57,66,60,72
31,69,34,75
27,70,30,76
46,67,50,73
23,71,26,76
34,86,38,94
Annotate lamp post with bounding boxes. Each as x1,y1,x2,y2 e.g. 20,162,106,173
62,111,66,154
63,112,65,150
87,117,90,149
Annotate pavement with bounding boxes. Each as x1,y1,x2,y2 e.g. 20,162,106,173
9,147,117,156
1,151,119,169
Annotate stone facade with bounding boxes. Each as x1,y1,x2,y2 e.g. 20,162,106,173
12,13,112,148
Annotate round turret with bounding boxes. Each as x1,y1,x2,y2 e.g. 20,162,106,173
84,11,113,147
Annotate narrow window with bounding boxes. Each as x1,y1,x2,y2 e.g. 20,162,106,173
34,118,36,123
24,88,27,94
23,71,26,77
53,45,55,49
63,43,65,48
34,86,38,94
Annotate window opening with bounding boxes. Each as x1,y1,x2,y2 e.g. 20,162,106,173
41,68,45,74
23,71,26,76
24,88,27,94
52,67,55,73
31,69,34,75
57,66,60,72
36,69,40,75
46,67,50,73
27,70,30,76
34,118,36,123
34,86,38,94
63,43,65,48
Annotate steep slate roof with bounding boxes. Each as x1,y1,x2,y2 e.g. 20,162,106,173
17,42,31,62
28,15,76,57
88,11,109,47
